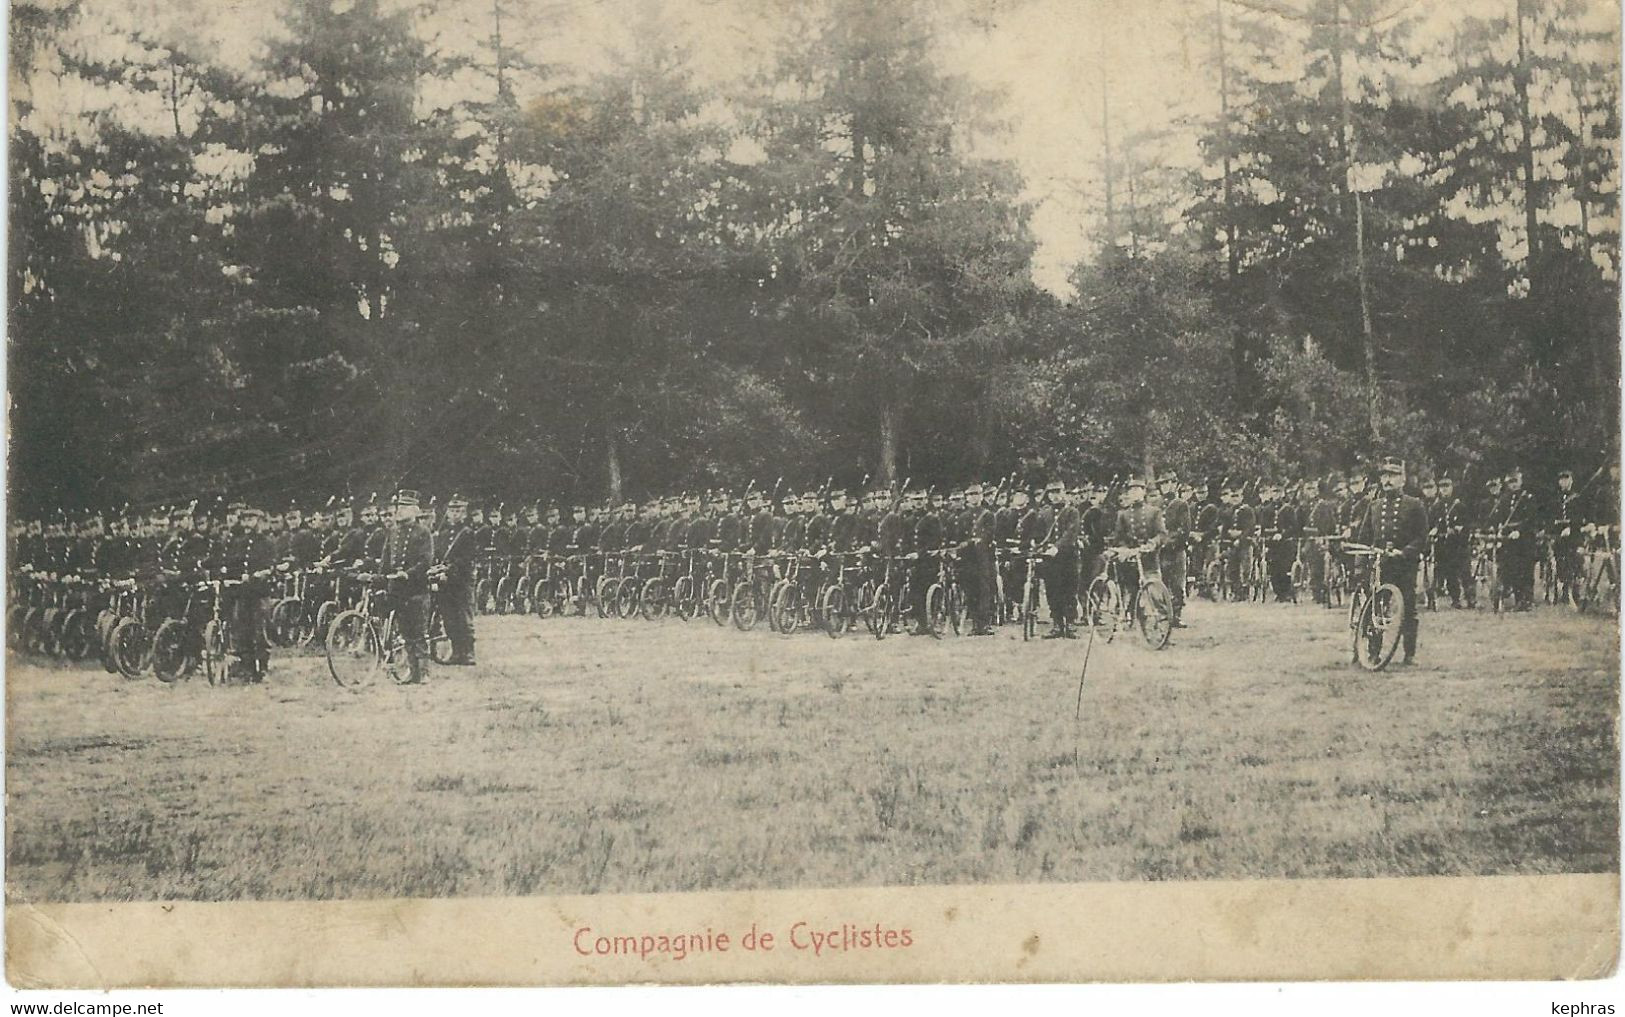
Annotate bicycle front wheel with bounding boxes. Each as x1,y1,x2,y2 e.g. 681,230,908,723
1353,584,1404,671
326,610,381,688
821,584,847,639
201,619,230,686
706,578,731,626
731,580,759,631
923,583,947,639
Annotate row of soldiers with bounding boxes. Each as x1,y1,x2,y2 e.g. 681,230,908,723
10,461,1619,668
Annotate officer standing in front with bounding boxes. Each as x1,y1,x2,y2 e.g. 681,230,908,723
1355,457,1429,665
383,490,435,684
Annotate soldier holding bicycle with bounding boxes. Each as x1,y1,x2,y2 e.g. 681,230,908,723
382,490,434,684
1353,457,1428,666
1110,475,1165,611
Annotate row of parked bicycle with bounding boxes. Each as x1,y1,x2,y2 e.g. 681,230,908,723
6,566,457,687
7,527,1619,684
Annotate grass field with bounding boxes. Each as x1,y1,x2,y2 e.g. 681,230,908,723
5,600,1618,903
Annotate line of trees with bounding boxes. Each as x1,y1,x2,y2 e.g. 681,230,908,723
8,0,1619,515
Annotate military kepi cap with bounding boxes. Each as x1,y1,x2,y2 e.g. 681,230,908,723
392,489,421,508
1379,456,1405,475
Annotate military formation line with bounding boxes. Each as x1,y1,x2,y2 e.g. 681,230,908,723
8,458,1621,684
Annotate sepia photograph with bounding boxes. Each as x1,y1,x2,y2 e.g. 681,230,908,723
4,0,1621,987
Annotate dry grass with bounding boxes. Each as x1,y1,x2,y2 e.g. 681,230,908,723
5,601,1618,903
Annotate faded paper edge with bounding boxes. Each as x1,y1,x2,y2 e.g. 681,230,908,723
6,872,1619,988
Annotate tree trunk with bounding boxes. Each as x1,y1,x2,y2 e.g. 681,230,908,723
1514,0,1540,293
1333,1,1381,443
1215,0,1251,412
606,425,623,504
1100,31,1114,252
879,403,899,486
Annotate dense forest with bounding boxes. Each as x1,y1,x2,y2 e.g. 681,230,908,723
9,0,1620,513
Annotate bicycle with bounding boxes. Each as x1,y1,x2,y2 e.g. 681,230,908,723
1289,541,1310,606
325,572,434,687
924,548,965,639
1085,545,1174,649
1013,546,1046,642
669,548,707,622
199,572,273,686
1578,525,1620,615
101,580,153,680
864,554,903,641
1470,531,1506,614
268,568,322,649
1342,542,1405,671
705,548,737,626
817,551,868,639
731,552,778,632
639,551,682,622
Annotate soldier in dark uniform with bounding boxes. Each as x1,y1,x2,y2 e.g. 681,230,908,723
1041,480,1080,638
227,504,276,681
1158,471,1191,626
361,497,388,565
1354,457,1429,664
1111,475,1165,610
960,482,997,635
1079,483,1109,596
286,504,319,568
1499,467,1537,610
1192,480,1219,596
904,488,939,634
1266,480,1298,602
1549,469,1586,604
715,492,743,554
827,488,857,555
1255,481,1280,600
381,490,434,683
1226,483,1257,600
1433,476,1470,607
432,493,477,665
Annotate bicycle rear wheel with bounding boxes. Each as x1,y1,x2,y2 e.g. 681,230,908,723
640,578,668,621
616,577,640,619
475,579,495,615
326,610,380,688
1137,580,1174,650
58,609,94,661
268,597,301,648
672,575,698,622
533,578,556,618
1085,576,1117,640
110,618,151,679
427,606,454,664
150,619,195,682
